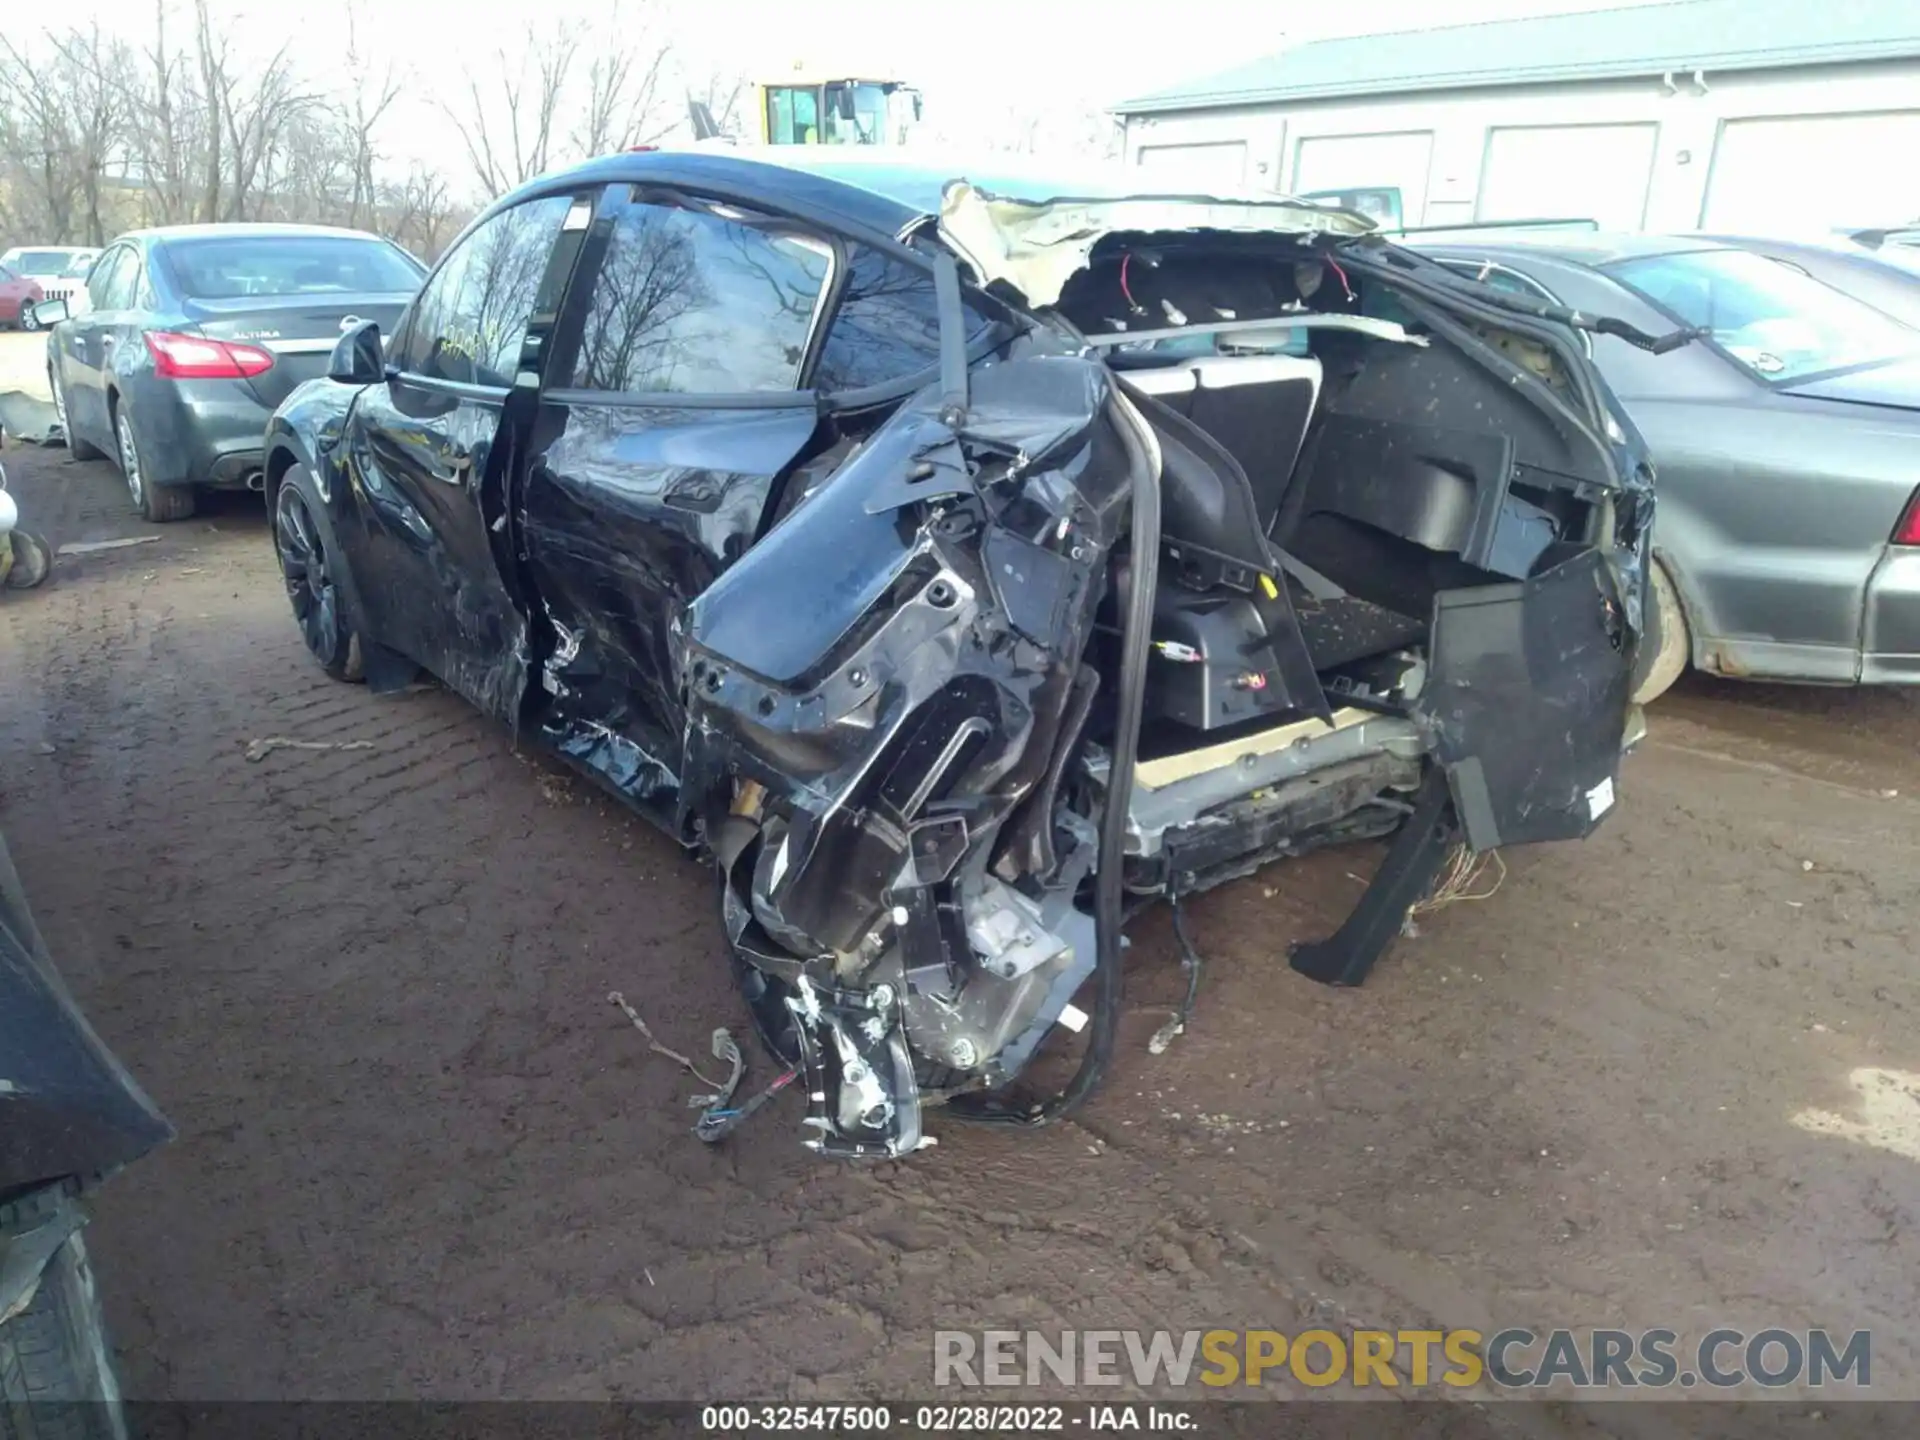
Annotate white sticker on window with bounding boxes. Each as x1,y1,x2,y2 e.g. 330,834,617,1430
1587,776,1616,819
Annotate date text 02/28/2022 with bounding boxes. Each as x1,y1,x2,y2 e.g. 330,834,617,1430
699,1404,1193,1431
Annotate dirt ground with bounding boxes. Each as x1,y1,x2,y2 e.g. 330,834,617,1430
4,388,1920,1414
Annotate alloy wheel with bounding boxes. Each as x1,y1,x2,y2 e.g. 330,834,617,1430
20,306,40,333
274,482,341,665
115,410,144,507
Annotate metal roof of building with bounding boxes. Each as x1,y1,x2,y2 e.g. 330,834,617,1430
1114,0,1920,115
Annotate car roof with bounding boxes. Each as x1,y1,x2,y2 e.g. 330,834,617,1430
118,223,397,245
494,146,1224,240
1408,231,1737,267
1698,231,1920,268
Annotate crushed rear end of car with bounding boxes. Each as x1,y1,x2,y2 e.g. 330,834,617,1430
656,184,1660,1157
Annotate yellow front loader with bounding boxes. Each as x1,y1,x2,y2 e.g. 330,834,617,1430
689,71,924,148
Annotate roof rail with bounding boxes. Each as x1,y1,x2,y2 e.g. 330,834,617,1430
1391,217,1601,236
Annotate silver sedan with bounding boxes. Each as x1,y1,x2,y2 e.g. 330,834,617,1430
1414,234,1920,700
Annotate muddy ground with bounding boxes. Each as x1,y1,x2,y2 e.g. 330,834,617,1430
3,406,1920,1417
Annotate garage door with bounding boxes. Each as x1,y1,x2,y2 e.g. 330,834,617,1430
1479,123,1658,231
1135,141,1250,195
1291,132,1433,223
1704,112,1920,232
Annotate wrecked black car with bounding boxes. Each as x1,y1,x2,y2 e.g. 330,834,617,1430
2,824,173,1436
264,150,1660,1159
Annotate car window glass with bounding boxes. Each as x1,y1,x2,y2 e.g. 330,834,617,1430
1610,248,1920,382
812,246,993,392
766,86,821,146
162,236,423,299
398,194,572,386
89,249,132,310
0,267,14,282
126,252,153,309
570,195,831,394
1435,257,1555,303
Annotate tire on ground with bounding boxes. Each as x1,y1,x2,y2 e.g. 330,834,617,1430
1632,559,1690,705
111,401,194,524
49,374,102,463
273,466,365,683
0,1230,125,1440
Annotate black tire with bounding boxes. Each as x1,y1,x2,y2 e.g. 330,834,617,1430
1631,559,1690,704
47,371,101,463
273,469,364,682
0,1231,126,1440
111,402,193,524
3,532,53,590
19,306,41,334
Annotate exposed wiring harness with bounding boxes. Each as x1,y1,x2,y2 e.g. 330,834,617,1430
1120,251,1145,315
1409,846,1507,918
1149,896,1206,1055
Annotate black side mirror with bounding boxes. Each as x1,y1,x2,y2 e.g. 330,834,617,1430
328,320,384,384
32,298,69,327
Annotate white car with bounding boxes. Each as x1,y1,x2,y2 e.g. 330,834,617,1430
0,247,99,310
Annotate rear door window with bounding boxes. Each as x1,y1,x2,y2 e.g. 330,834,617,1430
87,248,135,311
395,194,574,387
568,192,832,394
811,248,955,393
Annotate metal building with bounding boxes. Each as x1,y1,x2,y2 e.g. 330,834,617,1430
1112,0,1920,232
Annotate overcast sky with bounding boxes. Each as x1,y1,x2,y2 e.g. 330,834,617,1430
60,0,1679,186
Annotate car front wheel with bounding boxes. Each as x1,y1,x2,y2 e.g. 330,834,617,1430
113,403,193,523
19,305,40,333
273,470,364,682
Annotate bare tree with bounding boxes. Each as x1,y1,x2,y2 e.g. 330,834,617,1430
443,32,577,196
125,0,195,225
378,166,464,261
339,0,401,229
0,4,700,253
39,26,134,245
574,0,681,156
0,26,138,245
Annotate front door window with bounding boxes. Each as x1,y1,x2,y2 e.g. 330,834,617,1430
393,194,575,387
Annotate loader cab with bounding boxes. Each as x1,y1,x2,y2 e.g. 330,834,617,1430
760,77,922,146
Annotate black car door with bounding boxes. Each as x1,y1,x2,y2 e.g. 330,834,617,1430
334,190,588,719
513,184,837,819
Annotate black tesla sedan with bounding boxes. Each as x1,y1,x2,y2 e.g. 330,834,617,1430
38,224,424,521
263,148,1658,1159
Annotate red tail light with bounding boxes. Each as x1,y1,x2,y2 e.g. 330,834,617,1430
144,331,274,380
1895,488,1920,547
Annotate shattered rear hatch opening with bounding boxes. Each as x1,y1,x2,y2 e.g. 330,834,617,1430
665,178,1653,1159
